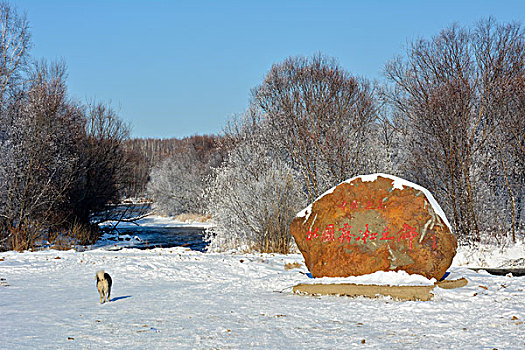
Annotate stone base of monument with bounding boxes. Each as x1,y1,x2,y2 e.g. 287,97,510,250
293,278,468,301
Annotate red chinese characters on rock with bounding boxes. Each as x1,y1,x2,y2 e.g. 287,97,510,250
339,198,386,210
306,223,421,251
356,224,375,244
396,224,418,250
338,223,355,243
380,226,394,241
306,227,319,241
321,224,335,242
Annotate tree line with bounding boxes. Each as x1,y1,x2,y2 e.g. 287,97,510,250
203,19,524,252
0,3,130,251
145,19,524,253
123,135,224,199
123,135,224,221
1,2,522,254
0,2,224,251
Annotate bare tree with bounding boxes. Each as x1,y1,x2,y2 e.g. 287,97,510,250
0,62,133,250
253,54,377,201
0,60,84,250
385,19,524,243
0,1,30,102
69,102,131,228
0,1,31,247
0,2,136,250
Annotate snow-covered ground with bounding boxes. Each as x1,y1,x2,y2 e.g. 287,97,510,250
1,216,524,349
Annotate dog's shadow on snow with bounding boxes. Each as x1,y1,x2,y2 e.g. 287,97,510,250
111,296,132,302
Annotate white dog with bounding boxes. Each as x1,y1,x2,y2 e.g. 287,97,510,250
96,270,112,304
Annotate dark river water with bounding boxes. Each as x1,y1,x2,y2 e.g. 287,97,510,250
117,226,208,251
96,204,209,252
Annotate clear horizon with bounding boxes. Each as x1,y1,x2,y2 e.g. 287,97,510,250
16,0,525,139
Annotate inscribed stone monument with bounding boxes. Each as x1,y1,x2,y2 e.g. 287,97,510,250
290,174,457,280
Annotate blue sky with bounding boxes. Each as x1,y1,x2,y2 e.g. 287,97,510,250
15,0,525,138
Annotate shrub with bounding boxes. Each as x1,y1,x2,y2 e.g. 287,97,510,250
205,138,305,253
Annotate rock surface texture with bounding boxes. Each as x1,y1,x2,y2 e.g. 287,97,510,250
290,174,457,280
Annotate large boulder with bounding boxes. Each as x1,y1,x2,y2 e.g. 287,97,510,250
290,174,457,280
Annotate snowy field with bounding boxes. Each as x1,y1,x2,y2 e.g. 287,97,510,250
1,238,524,349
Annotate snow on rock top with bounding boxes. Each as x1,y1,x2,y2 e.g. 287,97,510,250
296,173,451,231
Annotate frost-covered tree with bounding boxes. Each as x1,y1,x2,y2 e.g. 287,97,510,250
252,54,378,201
385,19,525,243
123,135,223,197
0,1,30,102
147,151,205,216
205,116,305,253
0,1,31,246
0,2,135,251
147,136,223,216
499,78,525,241
0,61,84,250
206,54,379,253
